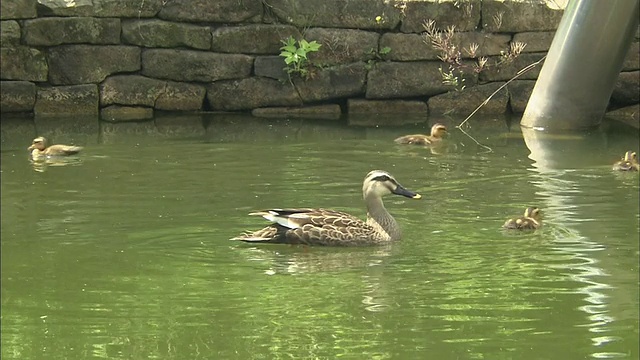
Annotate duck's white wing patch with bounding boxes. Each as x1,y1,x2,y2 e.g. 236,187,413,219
272,213,310,229
251,210,311,229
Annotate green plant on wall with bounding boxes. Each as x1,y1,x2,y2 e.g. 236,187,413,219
423,19,527,91
365,46,392,70
279,36,322,79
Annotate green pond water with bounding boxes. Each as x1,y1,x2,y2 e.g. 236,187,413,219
1,114,639,359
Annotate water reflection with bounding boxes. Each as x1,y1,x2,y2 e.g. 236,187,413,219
1,115,638,360
522,127,633,358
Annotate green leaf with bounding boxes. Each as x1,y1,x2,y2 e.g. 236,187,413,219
306,41,321,52
295,48,308,58
280,44,298,53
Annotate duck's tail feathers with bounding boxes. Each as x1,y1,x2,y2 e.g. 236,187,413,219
230,226,280,243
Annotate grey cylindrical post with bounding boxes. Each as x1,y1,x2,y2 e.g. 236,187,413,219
521,0,640,130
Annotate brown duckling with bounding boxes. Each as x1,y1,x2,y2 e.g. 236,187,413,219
28,136,83,159
612,151,639,171
503,207,542,230
394,123,447,145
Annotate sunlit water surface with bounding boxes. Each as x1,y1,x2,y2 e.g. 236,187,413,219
1,114,638,359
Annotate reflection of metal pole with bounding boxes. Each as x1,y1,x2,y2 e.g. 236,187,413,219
521,0,640,130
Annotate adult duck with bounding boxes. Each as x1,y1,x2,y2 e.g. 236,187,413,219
231,170,421,246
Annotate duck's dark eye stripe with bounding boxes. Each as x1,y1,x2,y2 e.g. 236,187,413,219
372,175,390,182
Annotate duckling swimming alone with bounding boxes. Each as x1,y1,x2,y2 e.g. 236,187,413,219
27,136,83,159
394,123,447,145
612,151,639,171
503,207,542,230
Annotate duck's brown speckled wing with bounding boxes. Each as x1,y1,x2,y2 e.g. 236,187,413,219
503,217,538,230
45,144,83,156
231,208,382,246
394,134,430,145
612,161,639,171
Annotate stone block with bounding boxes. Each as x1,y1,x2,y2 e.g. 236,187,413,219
606,104,639,129
141,49,253,82
611,71,640,106
347,99,428,114
211,24,300,54
102,75,206,117
0,81,36,112
400,0,482,33
0,46,48,81
622,41,639,71
451,32,512,57
48,45,141,85
34,84,99,116
158,0,262,23
293,63,367,102
482,0,565,32
254,56,288,81
100,105,154,122
512,31,555,53
23,17,120,46
479,53,545,82
100,75,166,107
36,0,94,16
156,81,206,111
419,31,513,60
206,77,301,111
251,104,342,120
304,28,379,66
0,21,21,47
1,0,36,19
92,0,164,17
36,0,164,17
366,61,455,99
266,0,401,29
100,75,206,111
506,80,535,113
428,82,509,116
380,33,439,61
122,19,211,50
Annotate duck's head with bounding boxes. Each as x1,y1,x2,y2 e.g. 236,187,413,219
28,137,47,151
523,207,542,220
623,151,638,163
430,123,447,138
363,170,421,200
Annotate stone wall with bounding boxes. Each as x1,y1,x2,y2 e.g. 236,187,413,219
0,0,638,125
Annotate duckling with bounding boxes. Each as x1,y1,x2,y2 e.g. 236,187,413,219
612,151,639,171
27,137,83,159
503,207,542,230
394,123,447,145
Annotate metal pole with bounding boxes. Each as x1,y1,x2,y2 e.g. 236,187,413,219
521,0,640,130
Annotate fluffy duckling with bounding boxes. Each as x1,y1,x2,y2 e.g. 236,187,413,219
503,207,542,230
394,123,447,145
28,136,83,159
612,151,639,171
